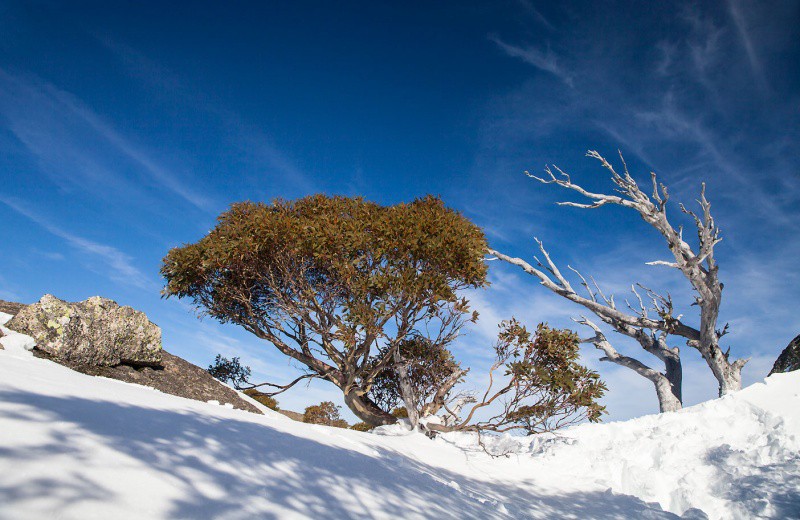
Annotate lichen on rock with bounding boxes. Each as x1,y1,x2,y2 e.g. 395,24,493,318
7,294,162,367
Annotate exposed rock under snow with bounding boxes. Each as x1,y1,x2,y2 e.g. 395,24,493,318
7,294,162,367
770,334,800,375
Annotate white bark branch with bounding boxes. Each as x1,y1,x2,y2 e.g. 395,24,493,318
509,149,746,397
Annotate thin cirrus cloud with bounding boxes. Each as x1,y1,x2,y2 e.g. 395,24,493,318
97,38,317,196
0,67,213,212
0,195,158,292
485,3,798,226
489,35,574,88
726,0,768,93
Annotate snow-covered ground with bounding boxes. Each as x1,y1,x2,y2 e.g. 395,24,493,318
1,320,798,519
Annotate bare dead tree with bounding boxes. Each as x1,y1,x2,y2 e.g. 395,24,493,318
488,239,683,412
488,151,747,408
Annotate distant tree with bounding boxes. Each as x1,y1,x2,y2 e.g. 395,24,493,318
207,354,252,390
162,195,488,426
488,151,747,412
303,401,349,428
242,388,280,410
350,421,374,432
428,321,606,435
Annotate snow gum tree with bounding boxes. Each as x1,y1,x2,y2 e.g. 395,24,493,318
488,151,747,412
161,195,488,426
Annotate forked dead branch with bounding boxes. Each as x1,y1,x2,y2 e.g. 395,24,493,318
487,151,747,412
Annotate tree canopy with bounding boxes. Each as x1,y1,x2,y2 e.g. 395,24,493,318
162,194,488,425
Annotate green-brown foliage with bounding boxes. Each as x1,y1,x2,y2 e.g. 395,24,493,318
390,407,409,418
369,337,465,416
161,195,488,426
207,354,251,390
303,401,349,428
441,320,606,435
495,321,606,432
350,422,374,432
242,388,280,410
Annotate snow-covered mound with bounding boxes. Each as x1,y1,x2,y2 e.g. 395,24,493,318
1,323,798,519
442,373,800,519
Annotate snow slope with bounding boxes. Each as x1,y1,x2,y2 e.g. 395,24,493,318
1,322,798,519
452,373,800,519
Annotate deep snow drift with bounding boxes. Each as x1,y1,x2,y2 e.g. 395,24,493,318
1,320,798,519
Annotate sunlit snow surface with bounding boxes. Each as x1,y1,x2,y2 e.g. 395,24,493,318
1,324,798,519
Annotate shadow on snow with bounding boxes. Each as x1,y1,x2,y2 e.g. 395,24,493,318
0,390,679,519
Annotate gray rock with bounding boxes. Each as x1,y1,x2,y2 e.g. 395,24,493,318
7,294,162,367
0,300,27,316
32,348,262,414
769,334,800,376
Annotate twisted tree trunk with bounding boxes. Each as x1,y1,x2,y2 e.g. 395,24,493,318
343,387,397,426
577,316,682,412
488,150,747,411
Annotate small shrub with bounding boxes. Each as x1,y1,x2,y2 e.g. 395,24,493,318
350,422,374,432
207,354,251,390
431,321,606,436
303,401,349,428
242,388,280,410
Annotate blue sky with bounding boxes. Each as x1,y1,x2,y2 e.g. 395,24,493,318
1,1,798,422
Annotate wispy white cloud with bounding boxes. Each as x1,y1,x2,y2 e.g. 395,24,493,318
98,39,316,196
682,8,724,78
230,120,316,195
33,250,66,261
489,36,574,88
0,68,212,211
634,94,796,225
676,6,730,114
654,40,678,77
590,120,659,170
514,0,555,31
0,196,158,291
726,0,768,93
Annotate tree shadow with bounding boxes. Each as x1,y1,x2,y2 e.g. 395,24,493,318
0,390,680,519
